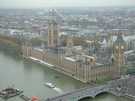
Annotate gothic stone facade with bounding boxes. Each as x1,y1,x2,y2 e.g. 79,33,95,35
22,46,120,83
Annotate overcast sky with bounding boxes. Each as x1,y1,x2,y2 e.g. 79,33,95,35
0,0,135,8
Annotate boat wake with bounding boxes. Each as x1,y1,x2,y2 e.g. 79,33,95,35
53,87,63,94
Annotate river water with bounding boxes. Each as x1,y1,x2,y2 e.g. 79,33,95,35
0,52,132,101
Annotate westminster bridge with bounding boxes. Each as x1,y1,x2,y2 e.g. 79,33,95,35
45,76,135,101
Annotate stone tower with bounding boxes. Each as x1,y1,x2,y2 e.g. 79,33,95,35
48,9,59,48
113,32,126,74
65,36,74,56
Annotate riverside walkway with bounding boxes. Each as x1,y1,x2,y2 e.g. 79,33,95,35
45,76,135,101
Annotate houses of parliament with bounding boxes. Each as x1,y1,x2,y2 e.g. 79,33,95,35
22,9,127,83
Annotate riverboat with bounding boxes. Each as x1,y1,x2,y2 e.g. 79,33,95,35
45,82,56,88
0,87,23,99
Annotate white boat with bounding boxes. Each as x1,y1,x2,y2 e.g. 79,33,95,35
45,82,56,88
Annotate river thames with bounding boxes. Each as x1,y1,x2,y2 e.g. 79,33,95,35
0,51,132,101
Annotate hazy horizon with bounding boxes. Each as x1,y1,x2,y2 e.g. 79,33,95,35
0,0,135,9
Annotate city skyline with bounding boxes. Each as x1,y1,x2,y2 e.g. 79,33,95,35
0,0,135,9
0,1,135,101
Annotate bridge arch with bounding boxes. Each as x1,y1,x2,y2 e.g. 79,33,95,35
95,91,112,97
78,96,93,101
77,91,111,101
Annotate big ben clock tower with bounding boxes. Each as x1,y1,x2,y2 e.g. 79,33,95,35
113,32,126,75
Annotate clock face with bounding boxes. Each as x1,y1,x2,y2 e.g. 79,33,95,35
121,46,124,49
115,45,125,50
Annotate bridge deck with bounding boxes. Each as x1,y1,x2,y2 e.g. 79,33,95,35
45,77,135,101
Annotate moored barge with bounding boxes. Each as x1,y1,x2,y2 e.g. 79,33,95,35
0,87,23,99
